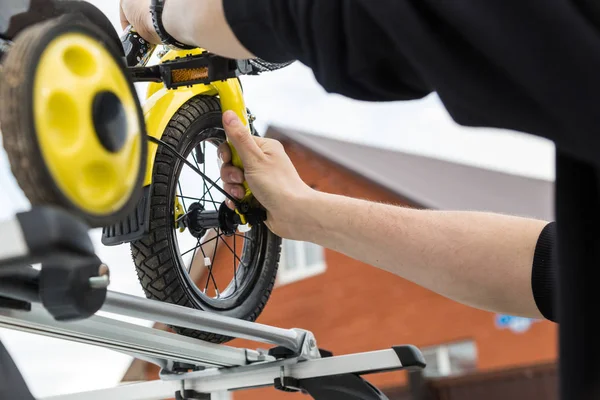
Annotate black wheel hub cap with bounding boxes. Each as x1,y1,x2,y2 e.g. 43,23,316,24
92,91,128,153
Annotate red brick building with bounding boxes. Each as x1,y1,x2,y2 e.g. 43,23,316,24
123,126,557,399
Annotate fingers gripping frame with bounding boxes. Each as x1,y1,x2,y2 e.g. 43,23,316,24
211,79,254,224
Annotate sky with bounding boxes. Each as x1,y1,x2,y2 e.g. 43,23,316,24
0,1,556,398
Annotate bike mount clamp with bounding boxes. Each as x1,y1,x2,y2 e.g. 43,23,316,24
159,328,322,398
175,381,211,400
39,256,109,321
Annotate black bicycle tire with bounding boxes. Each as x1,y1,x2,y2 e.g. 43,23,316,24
130,95,281,343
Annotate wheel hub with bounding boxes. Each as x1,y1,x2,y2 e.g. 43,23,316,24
92,91,128,153
185,203,215,238
185,202,239,238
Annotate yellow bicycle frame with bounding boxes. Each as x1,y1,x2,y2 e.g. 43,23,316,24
142,48,253,224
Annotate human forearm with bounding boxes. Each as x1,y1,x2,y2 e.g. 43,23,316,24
298,191,549,318
219,112,552,319
120,0,254,58
162,0,254,59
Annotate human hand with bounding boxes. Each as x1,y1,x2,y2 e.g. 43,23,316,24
218,111,315,239
119,0,160,44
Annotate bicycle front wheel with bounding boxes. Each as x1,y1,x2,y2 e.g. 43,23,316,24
131,95,281,344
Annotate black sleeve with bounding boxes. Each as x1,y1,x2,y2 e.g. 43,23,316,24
532,222,558,323
223,0,600,164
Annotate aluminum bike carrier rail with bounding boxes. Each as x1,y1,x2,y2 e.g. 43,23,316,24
41,347,423,400
0,301,274,370
102,291,306,354
0,290,309,361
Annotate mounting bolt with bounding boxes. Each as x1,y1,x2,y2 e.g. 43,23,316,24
89,264,110,289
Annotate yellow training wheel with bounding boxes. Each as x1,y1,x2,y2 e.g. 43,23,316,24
0,16,147,227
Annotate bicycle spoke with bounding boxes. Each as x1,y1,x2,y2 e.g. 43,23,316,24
176,209,193,223
176,196,221,206
180,234,220,257
191,150,206,208
176,194,205,203
205,229,221,296
200,177,222,198
195,177,223,213
148,136,239,205
206,179,219,212
203,142,207,209
171,139,256,302
218,234,246,268
178,182,187,213
181,242,201,258
202,199,222,205
199,244,211,293
234,234,237,290
200,140,220,211
188,238,201,273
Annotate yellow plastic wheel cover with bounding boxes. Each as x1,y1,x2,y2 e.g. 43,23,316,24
33,32,142,216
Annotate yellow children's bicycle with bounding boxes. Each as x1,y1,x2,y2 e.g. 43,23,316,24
0,2,291,344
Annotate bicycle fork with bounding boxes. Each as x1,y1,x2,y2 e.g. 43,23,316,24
211,79,255,225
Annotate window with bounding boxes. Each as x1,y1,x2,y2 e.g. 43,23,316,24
276,239,326,286
420,340,477,378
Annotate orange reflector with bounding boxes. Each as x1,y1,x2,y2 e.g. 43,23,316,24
171,67,209,83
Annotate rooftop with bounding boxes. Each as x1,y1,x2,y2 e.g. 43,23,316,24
266,126,554,221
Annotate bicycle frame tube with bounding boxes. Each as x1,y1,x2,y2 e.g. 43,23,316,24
211,79,253,204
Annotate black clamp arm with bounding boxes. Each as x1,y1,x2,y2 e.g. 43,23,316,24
0,207,109,321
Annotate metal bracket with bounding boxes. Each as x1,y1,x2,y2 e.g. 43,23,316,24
274,366,304,393
175,381,211,400
270,329,320,393
294,329,322,361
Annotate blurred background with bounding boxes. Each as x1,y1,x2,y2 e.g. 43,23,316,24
0,1,558,399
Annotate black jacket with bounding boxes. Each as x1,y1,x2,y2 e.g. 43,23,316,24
224,0,600,166
220,0,600,323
